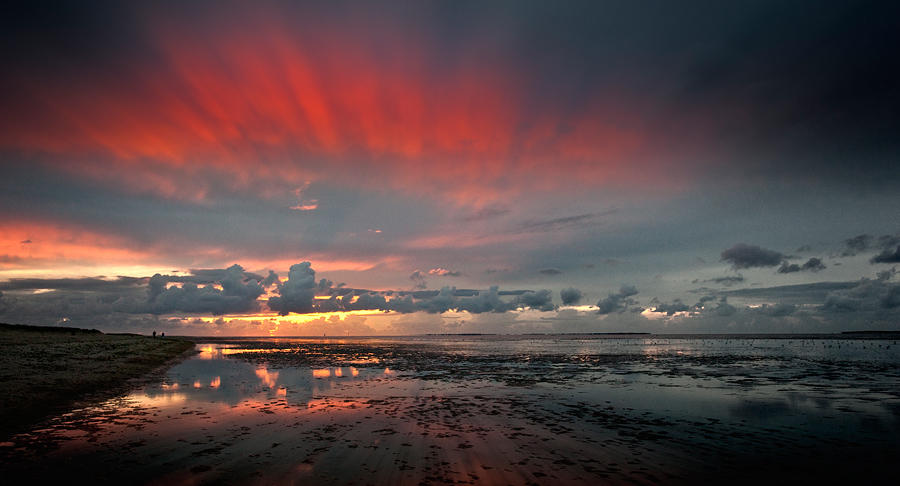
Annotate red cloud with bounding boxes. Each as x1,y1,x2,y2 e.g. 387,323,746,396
0,4,688,205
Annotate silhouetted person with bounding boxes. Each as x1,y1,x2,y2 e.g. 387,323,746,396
152,331,157,338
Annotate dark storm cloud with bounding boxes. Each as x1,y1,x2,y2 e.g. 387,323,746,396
720,244,785,270
597,285,639,314
560,287,584,305
777,257,826,274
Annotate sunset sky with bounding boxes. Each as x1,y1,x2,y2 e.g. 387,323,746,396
1,1,898,335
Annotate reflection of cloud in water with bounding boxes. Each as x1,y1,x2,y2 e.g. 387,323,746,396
141,344,393,411
128,391,187,407
255,367,279,388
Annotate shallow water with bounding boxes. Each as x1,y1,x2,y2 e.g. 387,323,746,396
2,335,899,485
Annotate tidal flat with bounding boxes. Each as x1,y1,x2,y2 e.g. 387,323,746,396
1,334,898,485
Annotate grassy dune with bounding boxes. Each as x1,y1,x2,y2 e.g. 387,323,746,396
0,323,194,440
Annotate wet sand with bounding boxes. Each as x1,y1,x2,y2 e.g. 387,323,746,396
0,324,195,440
1,335,898,485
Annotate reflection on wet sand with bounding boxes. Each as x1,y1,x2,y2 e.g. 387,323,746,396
0,337,898,485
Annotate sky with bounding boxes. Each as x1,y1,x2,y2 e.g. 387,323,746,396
1,0,899,335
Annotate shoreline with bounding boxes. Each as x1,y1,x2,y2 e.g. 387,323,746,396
0,324,195,440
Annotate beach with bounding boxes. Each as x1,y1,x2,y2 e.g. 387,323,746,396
1,334,898,485
0,324,195,440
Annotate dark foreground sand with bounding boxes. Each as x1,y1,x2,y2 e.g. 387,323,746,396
0,323,195,440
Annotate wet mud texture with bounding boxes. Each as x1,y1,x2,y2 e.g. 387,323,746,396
1,337,898,485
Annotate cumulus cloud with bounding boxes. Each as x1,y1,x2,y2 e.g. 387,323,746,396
597,285,639,314
720,244,785,269
114,264,266,316
777,257,826,274
560,287,584,305
513,289,555,312
267,262,317,315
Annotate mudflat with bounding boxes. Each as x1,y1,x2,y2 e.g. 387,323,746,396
0,323,194,439
2,336,898,485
